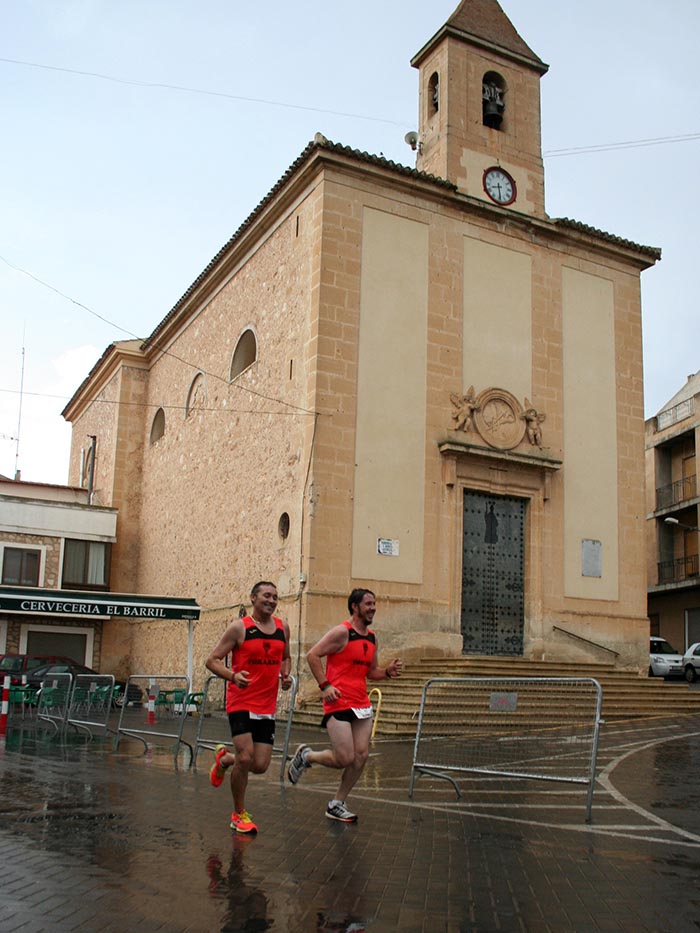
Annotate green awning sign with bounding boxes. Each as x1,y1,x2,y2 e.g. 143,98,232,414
0,586,200,621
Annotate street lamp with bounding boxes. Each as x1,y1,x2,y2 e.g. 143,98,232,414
664,517,700,531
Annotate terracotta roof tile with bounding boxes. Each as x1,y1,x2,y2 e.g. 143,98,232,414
445,0,544,67
140,138,659,353
554,217,661,260
141,137,455,350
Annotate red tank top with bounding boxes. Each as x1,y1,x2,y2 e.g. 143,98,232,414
323,620,376,713
226,616,286,715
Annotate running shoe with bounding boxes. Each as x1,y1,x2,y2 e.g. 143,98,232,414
287,744,311,784
230,809,258,834
325,801,357,823
209,744,229,788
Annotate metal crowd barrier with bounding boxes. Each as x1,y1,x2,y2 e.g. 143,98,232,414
67,673,116,736
409,676,603,823
36,673,74,733
192,674,298,782
115,674,191,759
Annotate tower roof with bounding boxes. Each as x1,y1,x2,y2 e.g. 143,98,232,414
412,0,548,74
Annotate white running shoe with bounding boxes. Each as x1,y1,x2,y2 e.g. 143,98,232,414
325,801,357,823
287,744,311,785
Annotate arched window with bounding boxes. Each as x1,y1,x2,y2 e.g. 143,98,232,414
149,407,165,445
229,328,258,381
482,71,506,129
428,72,439,114
185,372,205,418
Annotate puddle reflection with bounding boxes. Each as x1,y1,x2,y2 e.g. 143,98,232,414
206,837,272,932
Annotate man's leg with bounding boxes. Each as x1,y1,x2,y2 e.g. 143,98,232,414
334,716,372,801
229,732,255,814
305,717,355,770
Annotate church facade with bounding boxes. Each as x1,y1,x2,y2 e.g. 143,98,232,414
63,0,659,689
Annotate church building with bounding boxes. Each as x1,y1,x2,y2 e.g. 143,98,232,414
63,0,660,688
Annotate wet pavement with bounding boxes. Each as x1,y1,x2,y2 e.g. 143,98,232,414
2,715,700,931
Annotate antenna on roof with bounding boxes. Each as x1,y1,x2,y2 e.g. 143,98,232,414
14,329,26,481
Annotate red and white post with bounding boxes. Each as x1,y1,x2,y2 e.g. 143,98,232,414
0,675,10,737
147,680,157,725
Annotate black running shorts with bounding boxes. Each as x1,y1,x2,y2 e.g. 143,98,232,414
321,708,365,728
228,710,275,745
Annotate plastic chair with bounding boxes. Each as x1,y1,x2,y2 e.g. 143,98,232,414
186,691,204,714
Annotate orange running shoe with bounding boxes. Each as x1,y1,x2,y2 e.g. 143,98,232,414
209,744,229,787
230,809,258,834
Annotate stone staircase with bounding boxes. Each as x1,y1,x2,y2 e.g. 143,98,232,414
293,656,700,737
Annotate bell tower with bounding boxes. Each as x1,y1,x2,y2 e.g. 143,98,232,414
412,0,548,218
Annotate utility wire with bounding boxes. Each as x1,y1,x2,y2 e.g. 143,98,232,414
0,386,312,416
3,55,698,158
543,132,700,158
0,253,318,417
0,56,410,129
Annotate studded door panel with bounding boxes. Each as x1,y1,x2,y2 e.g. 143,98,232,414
461,490,525,656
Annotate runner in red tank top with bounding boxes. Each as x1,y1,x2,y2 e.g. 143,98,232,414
206,581,291,834
286,588,403,823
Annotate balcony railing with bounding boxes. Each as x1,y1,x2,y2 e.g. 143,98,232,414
656,474,697,510
657,554,700,585
656,397,694,431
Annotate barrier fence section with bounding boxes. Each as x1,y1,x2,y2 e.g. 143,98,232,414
409,677,603,823
115,674,191,758
193,674,298,782
37,673,74,733
67,674,116,736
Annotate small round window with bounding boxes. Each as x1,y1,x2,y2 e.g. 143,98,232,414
278,512,290,540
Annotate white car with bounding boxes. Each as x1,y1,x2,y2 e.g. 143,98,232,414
681,642,700,683
649,637,684,678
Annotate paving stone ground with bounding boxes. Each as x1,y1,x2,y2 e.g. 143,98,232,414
1,713,700,931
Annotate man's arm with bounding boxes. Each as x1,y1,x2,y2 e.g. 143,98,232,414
306,624,349,702
280,621,293,690
205,619,250,687
367,637,403,682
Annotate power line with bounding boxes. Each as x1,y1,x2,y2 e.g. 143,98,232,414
543,132,700,158
0,56,410,129
0,386,315,416
0,253,318,417
3,55,698,159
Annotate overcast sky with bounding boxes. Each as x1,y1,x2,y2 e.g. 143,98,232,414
2,0,698,485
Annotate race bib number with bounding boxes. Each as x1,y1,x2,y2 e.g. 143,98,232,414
352,706,373,720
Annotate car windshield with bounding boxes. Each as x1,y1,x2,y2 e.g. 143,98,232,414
0,657,22,672
651,640,677,654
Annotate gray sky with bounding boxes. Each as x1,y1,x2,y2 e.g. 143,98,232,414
2,0,698,484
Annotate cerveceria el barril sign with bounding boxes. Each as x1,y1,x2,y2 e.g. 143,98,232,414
0,586,200,621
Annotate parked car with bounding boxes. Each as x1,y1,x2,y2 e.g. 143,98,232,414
682,643,700,683
649,637,684,678
25,661,143,706
0,654,77,686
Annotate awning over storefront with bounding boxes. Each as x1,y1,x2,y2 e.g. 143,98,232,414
0,586,200,621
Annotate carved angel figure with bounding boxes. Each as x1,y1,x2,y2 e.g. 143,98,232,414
450,386,480,433
521,398,546,446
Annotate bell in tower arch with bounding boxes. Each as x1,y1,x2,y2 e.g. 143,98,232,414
482,72,506,129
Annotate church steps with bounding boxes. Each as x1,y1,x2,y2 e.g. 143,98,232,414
292,656,700,735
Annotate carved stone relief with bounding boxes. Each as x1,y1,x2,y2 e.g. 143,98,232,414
449,386,546,450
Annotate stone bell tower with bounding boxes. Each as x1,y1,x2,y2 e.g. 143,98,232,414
412,0,549,218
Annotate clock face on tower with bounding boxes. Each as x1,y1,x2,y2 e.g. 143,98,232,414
482,167,517,206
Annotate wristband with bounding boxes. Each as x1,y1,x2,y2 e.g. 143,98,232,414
319,681,331,691
385,667,392,679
